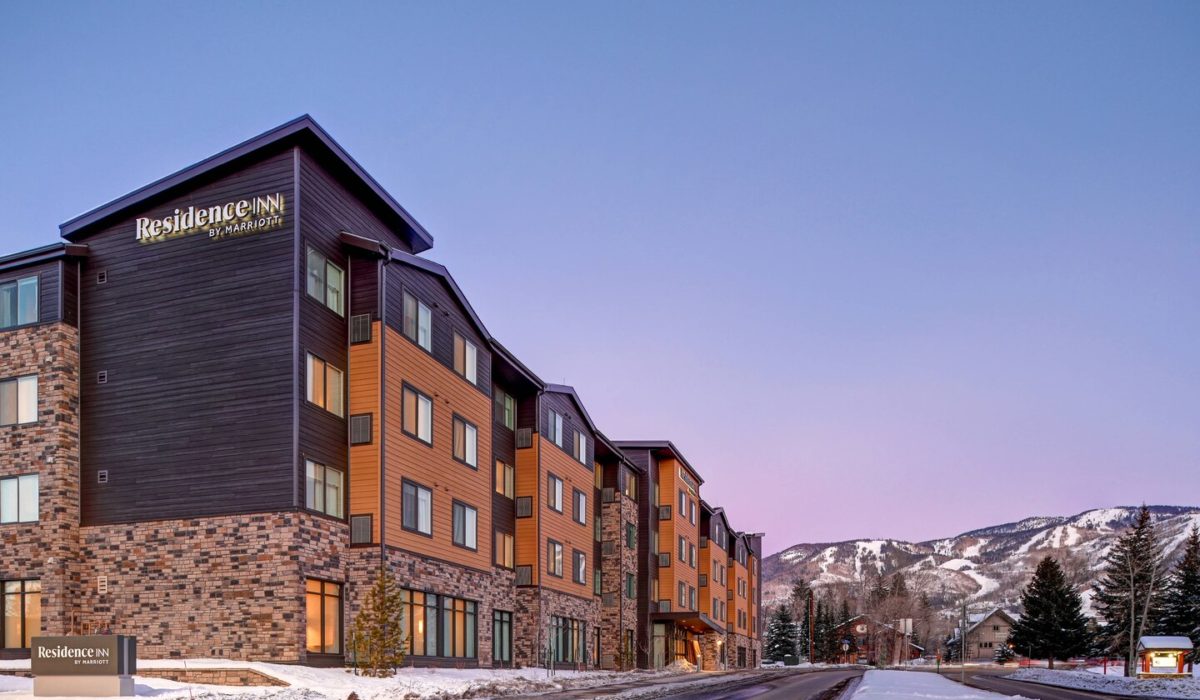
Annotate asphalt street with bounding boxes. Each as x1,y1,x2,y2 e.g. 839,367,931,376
658,668,864,699
932,668,1130,700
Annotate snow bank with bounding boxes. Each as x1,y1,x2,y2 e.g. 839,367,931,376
1010,667,1200,699
851,670,1022,699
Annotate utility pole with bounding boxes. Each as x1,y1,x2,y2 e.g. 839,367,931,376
960,599,967,684
808,589,815,663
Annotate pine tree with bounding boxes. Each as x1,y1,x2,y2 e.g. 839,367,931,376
1157,525,1200,662
1093,505,1167,675
764,606,799,661
1009,556,1091,669
348,568,406,677
839,599,852,627
790,580,812,661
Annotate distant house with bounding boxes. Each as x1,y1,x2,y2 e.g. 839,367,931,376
833,615,923,665
958,608,1018,662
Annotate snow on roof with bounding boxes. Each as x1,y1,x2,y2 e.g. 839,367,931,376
1138,636,1195,650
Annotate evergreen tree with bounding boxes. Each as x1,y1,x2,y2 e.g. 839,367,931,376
1009,556,1091,669
993,644,1016,664
1093,505,1167,675
1157,526,1200,662
790,579,812,660
839,599,852,627
890,572,909,599
764,606,799,661
944,634,961,662
348,568,406,677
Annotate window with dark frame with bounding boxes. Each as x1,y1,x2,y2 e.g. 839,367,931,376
0,276,38,330
453,333,478,385
402,480,432,535
304,460,344,518
305,248,344,316
548,474,563,512
494,388,516,430
572,488,586,525
494,531,514,568
547,540,563,577
402,291,432,352
0,474,38,524
452,415,478,468
625,522,636,549
401,384,433,444
547,410,564,447
306,354,344,417
0,580,40,649
0,375,37,427
572,550,586,585
452,501,478,550
493,610,513,665
494,460,514,498
304,579,342,654
573,431,588,464
399,588,477,659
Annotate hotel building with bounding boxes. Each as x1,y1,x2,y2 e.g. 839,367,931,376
0,116,761,668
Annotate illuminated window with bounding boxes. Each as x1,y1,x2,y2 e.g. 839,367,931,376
403,292,432,351
548,540,563,577
0,376,37,426
304,460,343,518
453,334,477,384
306,354,344,417
452,416,478,468
548,410,564,447
548,475,563,512
574,432,588,464
495,460,514,498
1,580,40,649
305,248,344,316
402,385,433,444
494,531,514,568
305,579,341,654
0,276,38,329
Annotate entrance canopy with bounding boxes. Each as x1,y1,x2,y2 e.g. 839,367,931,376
651,611,725,635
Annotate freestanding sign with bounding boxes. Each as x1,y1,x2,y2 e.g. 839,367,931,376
31,636,136,697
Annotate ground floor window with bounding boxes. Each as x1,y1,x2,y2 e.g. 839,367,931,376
550,615,586,664
400,589,477,659
493,610,512,665
737,646,746,667
305,579,341,655
2,580,40,649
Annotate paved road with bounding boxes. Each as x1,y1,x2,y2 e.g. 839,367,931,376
931,669,1127,700
659,669,864,700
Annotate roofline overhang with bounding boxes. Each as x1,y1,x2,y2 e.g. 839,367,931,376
611,440,705,485
0,242,89,274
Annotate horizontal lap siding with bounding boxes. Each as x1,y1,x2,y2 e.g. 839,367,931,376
79,149,297,524
539,436,595,599
515,441,539,583
348,322,382,542
297,151,416,255
382,325,492,571
732,559,749,636
0,260,60,325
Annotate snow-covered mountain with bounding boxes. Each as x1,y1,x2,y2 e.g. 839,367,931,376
762,505,1200,617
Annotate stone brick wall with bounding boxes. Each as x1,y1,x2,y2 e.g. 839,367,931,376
346,547,516,667
699,631,726,670
599,496,638,669
513,587,600,669
136,668,289,687
0,323,80,640
727,632,761,668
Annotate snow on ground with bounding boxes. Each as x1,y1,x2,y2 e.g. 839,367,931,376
1010,667,1200,699
0,660,682,700
940,558,974,571
850,670,1024,699
961,539,988,559
962,568,999,598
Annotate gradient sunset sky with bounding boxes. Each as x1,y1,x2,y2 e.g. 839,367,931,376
2,2,1197,552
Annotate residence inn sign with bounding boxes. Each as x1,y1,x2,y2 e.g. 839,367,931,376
31,636,136,697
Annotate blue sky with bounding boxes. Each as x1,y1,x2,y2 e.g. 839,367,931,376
2,1,1197,548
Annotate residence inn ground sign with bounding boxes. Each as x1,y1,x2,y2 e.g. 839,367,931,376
31,636,136,696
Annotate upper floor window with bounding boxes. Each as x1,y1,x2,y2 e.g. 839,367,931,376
305,248,344,316
306,354,344,417
0,474,38,524
548,474,563,513
689,500,696,525
626,522,637,549
453,333,478,385
0,277,38,329
402,480,433,536
452,416,478,468
495,460,514,499
403,292,432,352
402,385,433,444
678,490,686,516
623,472,638,501
494,389,516,430
547,410,564,448
452,501,478,550
572,550,586,585
495,531,514,568
304,460,343,518
0,376,37,426
547,540,563,577
572,489,586,525
573,432,588,465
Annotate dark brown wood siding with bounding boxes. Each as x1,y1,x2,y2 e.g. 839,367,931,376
61,260,79,327
79,149,297,525
0,260,60,325
296,150,416,255
541,391,594,468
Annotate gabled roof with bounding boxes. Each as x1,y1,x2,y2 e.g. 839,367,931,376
965,608,1019,635
544,384,602,438
1138,636,1194,651
611,440,704,484
60,115,434,253
385,248,490,341
0,242,89,274
489,338,544,391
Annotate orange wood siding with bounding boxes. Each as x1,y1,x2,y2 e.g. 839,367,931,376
700,543,728,621
748,553,759,638
657,458,699,611
515,440,540,584
538,435,596,598
732,559,749,635
381,326,492,571
348,322,382,542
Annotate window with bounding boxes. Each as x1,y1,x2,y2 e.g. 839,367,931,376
0,475,38,524
626,522,637,549
304,460,344,518
452,501,477,550
689,587,696,610
593,568,601,595
623,472,638,501
0,277,38,329
689,500,696,525
494,388,516,430
550,616,586,664
572,489,587,525
678,490,686,515
305,248,344,316
594,463,603,490
594,515,601,542
626,573,636,598
399,589,476,659
689,544,697,568
305,354,344,417
402,385,433,444
548,540,563,577
495,531,514,568
0,376,37,426
548,410,564,447
573,550,586,585
678,536,686,562
574,431,588,464
2,580,40,649
305,579,341,654
678,582,686,607
494,460,514,499
452,416,478,468
548,474,563,512
493,610,512,665
402,480,432,536
453,333,478,384
402,291,432,351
